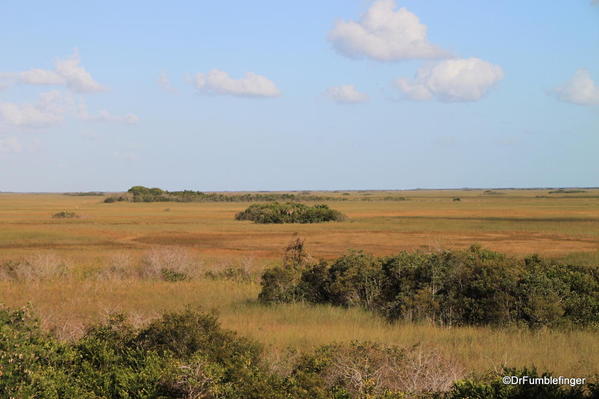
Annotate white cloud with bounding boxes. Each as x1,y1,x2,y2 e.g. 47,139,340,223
0,91,70,128
0,91,138,128
53,52,105,93
395,58,504,102
158,72,178,93
19,69,65,85
194,69,281,98
328,0,448,61
325,85,368,103
82,110,140,124
0,74,13,90
2,52,106,93
0,137,22,153
78,103,139,124
552,69,599,106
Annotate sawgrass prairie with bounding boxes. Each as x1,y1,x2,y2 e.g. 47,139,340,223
1,189,598,376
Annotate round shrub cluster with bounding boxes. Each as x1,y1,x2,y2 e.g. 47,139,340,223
235,202,346,224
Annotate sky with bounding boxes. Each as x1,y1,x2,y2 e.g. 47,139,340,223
0,0,598,192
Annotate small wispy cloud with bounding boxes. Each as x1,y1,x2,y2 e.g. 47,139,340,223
0,91,70,128
3,51,106,93
194,69,281,98
325,85,368,104
78,102,140,124
0,137,22,153
158,72,178,94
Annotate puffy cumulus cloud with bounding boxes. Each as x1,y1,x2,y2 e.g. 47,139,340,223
0,137,22,153
195,69,281,98
0,91,70,128
328,0,448,61
552,69,599,106
2,52,106,93
395,58,504,102
325,85,369,103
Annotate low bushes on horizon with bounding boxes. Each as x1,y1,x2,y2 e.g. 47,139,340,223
259,239,599,329
235,202,346,224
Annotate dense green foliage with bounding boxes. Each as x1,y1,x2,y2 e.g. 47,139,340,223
259,242,599,328
1,306,596,398
235,202,346,224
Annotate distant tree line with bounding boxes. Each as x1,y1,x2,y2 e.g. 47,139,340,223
103,186,342,203
259,240,599,329
235,202,346,224
64,192,105,196
103,186,417,203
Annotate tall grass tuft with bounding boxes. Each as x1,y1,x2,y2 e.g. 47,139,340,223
0,253,71,282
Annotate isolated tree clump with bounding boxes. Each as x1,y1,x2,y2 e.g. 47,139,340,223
235,202,346,224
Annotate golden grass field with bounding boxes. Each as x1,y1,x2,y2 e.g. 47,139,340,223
1,189,598,376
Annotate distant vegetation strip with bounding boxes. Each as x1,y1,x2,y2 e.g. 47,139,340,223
104,186,344,203
102,186,413,203
235,202,346,224
63,191,105,196
259,240,599,329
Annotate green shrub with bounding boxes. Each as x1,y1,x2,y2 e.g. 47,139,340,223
259,239,314,303
205,267,252,282
259,243,599,328
1,306,597,398
447,368,596,399
235,202,346,224
52,210,79,218
103,195,129,203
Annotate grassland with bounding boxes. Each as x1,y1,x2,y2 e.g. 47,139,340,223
1,189,598,376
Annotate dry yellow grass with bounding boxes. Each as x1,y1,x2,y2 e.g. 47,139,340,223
0,190,598,377
0,279,596,377
1,190,598,262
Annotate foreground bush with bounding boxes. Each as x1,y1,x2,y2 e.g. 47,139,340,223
1,306,596,398
259,242,599,328
235,202,346,224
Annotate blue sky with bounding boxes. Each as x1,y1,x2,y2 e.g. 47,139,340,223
0,0,598,191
